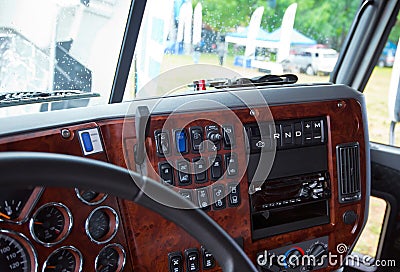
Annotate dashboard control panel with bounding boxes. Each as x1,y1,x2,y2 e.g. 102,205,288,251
257,236,329,272
0,88,368,272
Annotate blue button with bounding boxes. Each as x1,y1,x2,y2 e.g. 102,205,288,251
81,132,93,152
175,130,187,153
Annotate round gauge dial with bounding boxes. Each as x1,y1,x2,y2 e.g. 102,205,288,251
0,230,37,272
0,188,43,223
85,206,119,244
30,203,73,247
74,189,107,205
95,244,126,272
42,246,82,272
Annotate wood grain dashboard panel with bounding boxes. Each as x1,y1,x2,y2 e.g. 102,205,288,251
101,98,367,271
0,122,134,271
0,98,367,272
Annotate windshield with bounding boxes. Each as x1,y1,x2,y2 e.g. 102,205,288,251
0,0,131,117
124,0,359,100
0,0,360,116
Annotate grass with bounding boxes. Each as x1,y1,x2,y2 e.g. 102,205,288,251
353,197,387,257
155,54,398,257
364,67,400,146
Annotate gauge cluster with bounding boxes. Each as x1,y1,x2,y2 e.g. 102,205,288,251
0,188,128,272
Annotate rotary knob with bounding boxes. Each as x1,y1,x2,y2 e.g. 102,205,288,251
306,243,328,270
286,249,303,269
207,132,222,142
309,243,327,260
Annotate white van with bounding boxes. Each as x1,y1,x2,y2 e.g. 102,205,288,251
289,48,339,75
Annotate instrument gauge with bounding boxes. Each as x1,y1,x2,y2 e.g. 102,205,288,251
85,206,119,244
42,246,82,272
74,189,107,205
0,230,37,272
30,202,73,247
0,188,43,224
95,244,126,272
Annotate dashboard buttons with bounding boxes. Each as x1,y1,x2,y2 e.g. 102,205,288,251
245,117,326,152
155,130,170,156
228,183,240,207
294,122,302,145
281,124,294,146
201,247,216,270
212,185,226,210
193,158,207,183
210,155,223,180
206,125,221,151
159,162,174,185
185,249,200,272
81,131,94,152
30,202,73,247
225,154,238,177
177,160,191,185
175,130,188,153
168,252,183,272
196,188,210,210
179,190,193,202
190,127,204,152
222,125,235,149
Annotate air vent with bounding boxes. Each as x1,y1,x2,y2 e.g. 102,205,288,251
336,142,361,203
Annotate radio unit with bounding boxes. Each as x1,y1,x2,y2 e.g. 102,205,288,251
250,172,331,240
245,117,331,240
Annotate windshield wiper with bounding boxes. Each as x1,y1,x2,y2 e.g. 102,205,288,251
0,91,100,108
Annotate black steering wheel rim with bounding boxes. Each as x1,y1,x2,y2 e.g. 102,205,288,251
0,151,258,272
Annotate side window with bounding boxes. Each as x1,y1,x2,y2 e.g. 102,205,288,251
364,27,400,147
353,15,400,261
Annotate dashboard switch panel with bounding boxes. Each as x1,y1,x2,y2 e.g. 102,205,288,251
256,236,328,272
159,162,174,185
155,130,170,156
175,129,188,153
212,185,226,210
228,183,240,207
193,158,207,183
201,247,216,270
169,252,184,272
197,188,211,210
210,155,223,180
225,153,238,177
177,160,191,185
206,125,222,151
190,127,204,152
222,125,235,149
185,248,200,272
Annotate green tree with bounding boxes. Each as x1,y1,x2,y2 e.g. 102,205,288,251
193,0,361,50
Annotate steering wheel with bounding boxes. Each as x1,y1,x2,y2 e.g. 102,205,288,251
0,151,259,272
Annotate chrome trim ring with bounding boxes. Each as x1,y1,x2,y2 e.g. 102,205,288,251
42,245,83,272
85,206,119,245
74,188,108,206
0,229,38,272
95,243,126,272
29,202,73,247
